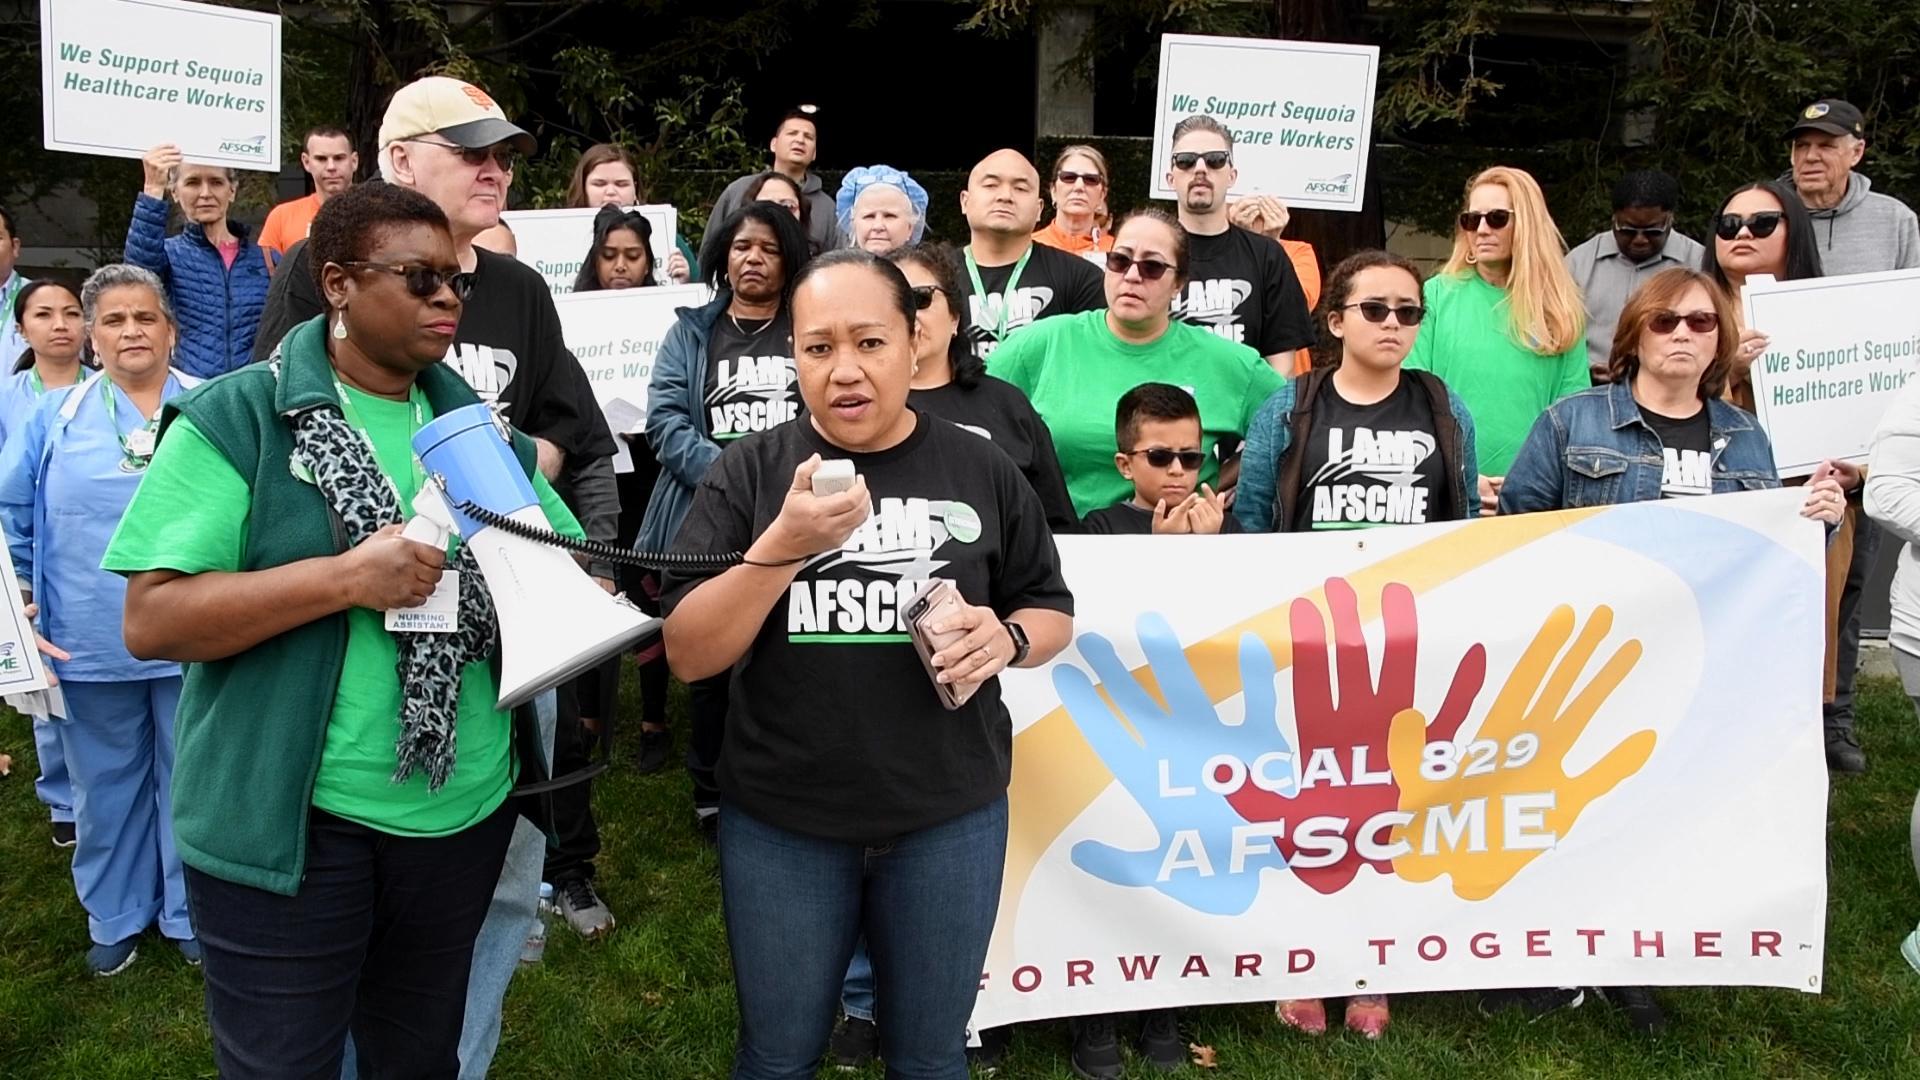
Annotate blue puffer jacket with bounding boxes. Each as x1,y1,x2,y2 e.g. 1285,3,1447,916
123,192,273,378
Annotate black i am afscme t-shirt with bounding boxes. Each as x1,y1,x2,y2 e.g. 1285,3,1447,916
661,412,1074,843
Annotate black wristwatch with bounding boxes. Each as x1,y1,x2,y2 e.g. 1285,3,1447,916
1002,619,1031,667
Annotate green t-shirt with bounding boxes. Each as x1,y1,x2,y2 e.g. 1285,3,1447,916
988,310,1285,517
1403,271,1590,477
101,387,584,837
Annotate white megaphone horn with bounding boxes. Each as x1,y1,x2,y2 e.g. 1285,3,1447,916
402,403,660,710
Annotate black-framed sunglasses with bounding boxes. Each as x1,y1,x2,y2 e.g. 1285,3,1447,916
1648,309,1719,334
405,138,519,172
1341,301,1427,326
343,262,476,301
1105,251,1174,281
910,284,944,310
1612,221,1671,240
1171,151,1232,171
1458,210,1513,231
1127,448,1206,470
1715,211,1784,241
1056,170,1106,187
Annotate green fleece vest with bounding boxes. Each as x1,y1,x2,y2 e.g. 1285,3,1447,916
162,316,539,895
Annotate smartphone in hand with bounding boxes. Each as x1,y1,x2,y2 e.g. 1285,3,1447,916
905,579,978,710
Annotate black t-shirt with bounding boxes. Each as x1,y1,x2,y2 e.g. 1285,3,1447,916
910,376,1078,533
959,241,1105,361
253,240,616,460
1081,501,1245,535
1639,404,1713,498
660,412,1074,842
1292,376,1446,531
705,310,797,443
1176,225,1315,358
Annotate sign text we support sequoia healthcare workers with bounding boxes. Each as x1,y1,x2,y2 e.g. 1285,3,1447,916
40,0,281,171
1149,34,1379,212
1743,269,1920,476
553,283,712,434
973,491,1829,1029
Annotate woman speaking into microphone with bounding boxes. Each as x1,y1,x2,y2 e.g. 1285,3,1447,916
102,183,585,1078
662,249,1074,1078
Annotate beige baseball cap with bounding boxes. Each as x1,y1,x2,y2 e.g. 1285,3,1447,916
378,76,536,155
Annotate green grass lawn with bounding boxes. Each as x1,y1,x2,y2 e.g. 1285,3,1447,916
5,676,1920,1078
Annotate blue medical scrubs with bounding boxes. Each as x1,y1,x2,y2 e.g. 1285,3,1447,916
0,365,76,829
0,369,198,946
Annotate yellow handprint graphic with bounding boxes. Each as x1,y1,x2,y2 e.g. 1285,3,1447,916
1386,603,1655,900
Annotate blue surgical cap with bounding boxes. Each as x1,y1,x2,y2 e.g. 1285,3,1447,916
835,165,930,246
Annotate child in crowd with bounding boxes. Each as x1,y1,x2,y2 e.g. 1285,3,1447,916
1081,382,1242,535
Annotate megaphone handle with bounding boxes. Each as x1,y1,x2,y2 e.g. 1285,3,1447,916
401,514,449,548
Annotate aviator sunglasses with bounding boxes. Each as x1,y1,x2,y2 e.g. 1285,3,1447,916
343,262,477,301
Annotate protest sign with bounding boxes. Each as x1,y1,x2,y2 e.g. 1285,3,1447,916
553,284,712,431
1743,269,1920,476
974,491,1828,1029
499,206,680,296
40,0,281,171
0,538,53,699
1149,34,1378,211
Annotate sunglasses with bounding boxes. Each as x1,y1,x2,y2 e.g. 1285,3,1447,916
1715,211,1784,241
1057,170,1105,187
1341,301,1427,326
406,139,519,172
1171,151,1232,171
344,262,476,301
1458,210,1513,231
1105,251,1174,281
1613,222,1671,240
910,284,943,310
1128,448,1206,470
1648,309,1719,334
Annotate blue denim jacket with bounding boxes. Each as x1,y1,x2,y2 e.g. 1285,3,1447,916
1500,382,1780,513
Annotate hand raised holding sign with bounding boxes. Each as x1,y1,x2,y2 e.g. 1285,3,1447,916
142,143,184,198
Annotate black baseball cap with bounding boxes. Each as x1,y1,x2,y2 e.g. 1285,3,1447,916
1786,99,1866,140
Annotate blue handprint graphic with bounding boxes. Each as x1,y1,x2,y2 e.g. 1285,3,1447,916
1056,612,1294,916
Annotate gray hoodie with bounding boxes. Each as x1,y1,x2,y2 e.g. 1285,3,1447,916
701,169,840,257
1791,170,1920,276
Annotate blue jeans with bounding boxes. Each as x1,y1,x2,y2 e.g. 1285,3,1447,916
843,939,875,1022
720,796,1007,1080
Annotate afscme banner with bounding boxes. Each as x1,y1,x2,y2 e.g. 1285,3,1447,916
973,491,1829,1030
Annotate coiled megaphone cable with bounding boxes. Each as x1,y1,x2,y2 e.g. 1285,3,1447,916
447,497,809,571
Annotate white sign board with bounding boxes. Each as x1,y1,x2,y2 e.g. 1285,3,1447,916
1150,34,1378,212
553,284,712,432
0,538,52,699
40,0,282,171
500,206,679,297
1743,269,1920,476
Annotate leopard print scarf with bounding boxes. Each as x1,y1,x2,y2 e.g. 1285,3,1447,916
289,397,500,792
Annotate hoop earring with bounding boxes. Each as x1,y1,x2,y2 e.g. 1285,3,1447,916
1465,252,1478,265
332,314,349,340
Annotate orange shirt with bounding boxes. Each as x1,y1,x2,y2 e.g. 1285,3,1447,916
1033,219,1115,257
258,192,323,256
1281,239,1322,375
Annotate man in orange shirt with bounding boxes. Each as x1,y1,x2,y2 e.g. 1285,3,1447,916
257,126,358,256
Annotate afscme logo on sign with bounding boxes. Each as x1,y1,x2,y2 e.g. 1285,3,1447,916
217,135,269,157
1304,173,1354,194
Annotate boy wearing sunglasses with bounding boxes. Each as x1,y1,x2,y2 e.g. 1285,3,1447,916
1083,383,1241,534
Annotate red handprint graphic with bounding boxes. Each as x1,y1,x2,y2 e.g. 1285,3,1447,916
1226,578,1486,894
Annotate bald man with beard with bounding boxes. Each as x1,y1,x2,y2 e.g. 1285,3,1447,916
958,148,1105,362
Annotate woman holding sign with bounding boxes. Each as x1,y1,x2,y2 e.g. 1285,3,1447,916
1405,166,1589,515
123,143,272,378
564,143,695,282
0,264,200,976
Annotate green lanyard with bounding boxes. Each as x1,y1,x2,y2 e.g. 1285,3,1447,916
27,369,43,394
100,377,161,468
331,371,429,502
964,243,1034,343
0,276,21,327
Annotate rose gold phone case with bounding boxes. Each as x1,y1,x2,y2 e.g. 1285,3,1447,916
906,579,978,710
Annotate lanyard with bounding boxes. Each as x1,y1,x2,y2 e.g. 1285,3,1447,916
28,369,43,394
0,276,21,325
331,371,429,502
964,244,1034,343
100,377,161,467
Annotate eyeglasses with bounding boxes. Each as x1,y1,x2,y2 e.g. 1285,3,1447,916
1648,309,1719,334
1612,222,1671,240
1105,251,1174,281
1715,211,1784,241
1171,151,1232,171
405,139,519,172
910,284,943,310
1056,170,1105,187
342,262,476,301
1341,301,1427,326
1128,448,1206,470
1458,210,1513,231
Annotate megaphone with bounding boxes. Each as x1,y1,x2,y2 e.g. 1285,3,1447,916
403,403,660,710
